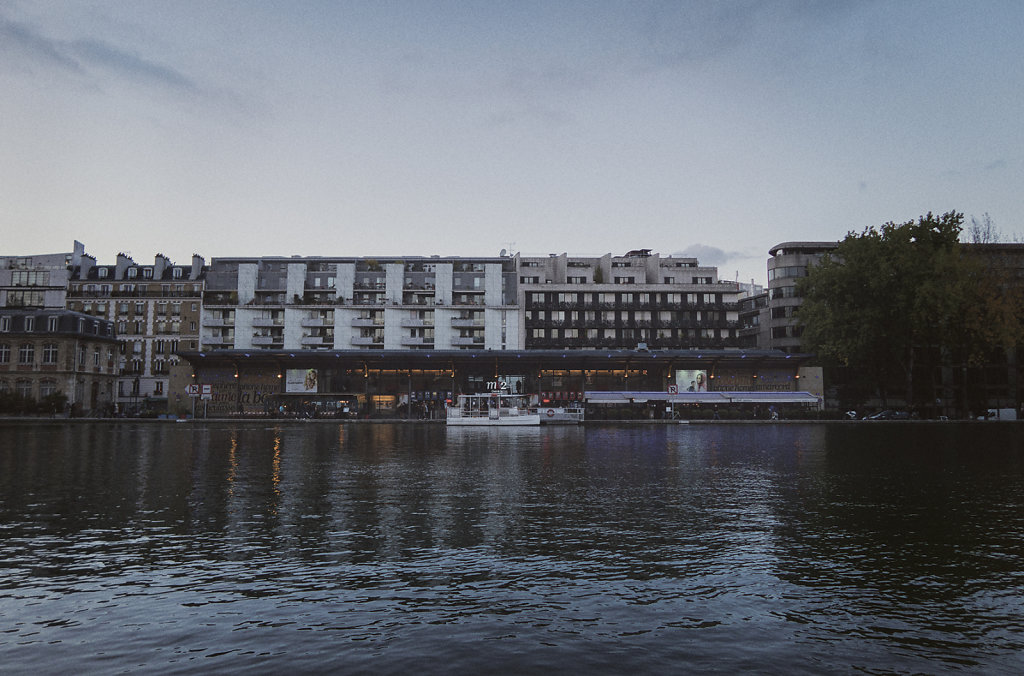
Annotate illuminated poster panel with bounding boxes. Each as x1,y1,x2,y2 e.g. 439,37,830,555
286,368,319,393
676,369,709,392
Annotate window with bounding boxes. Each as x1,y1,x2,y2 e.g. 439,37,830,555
0,317,9,332
127,267,138,278
11,270,49,286
39,379,57,397
0,344,9,362
16,379,32,398
663,276,675,284
567,276,586,284
173,267,183,279
93,349,100,368
42,343,58,364
142,268,153,279
24,317,35,332
98,268,108,278
6,290,45,307
19,343,35,364
154,381,164,395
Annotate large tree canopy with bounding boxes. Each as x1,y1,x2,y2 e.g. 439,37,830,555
796,211,1024,406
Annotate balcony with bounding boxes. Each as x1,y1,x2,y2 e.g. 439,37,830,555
401,336,434,346
202,317,234,327
351,317,381,327
301,318,331,327
251,336,281,346
451,336,485,346
252,317,283,328
350,336,383,346
302,335,334,346
202,335,234,346
451,318,484,327
401,319,434,328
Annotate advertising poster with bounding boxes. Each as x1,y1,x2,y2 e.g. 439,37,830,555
286,368,319,393
676,369,709,392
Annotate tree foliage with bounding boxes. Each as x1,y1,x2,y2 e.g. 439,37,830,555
796,211,1024,406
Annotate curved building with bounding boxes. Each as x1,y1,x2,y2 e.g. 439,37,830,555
766,242,837,353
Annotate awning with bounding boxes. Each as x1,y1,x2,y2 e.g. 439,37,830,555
584,390,821,405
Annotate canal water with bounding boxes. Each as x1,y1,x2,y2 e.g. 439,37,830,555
1,422,1022,674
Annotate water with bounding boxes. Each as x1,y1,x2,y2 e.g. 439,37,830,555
1,422,1023,674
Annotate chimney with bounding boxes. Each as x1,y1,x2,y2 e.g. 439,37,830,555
153,253,171,280
79,254,96,280
115,253,134,279
71,240,85,268
190,254,205,280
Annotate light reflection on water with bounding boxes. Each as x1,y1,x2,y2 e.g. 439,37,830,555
1,422,1023,674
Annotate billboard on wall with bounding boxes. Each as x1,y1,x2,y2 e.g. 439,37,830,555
676,370,709,392
286,368,319,393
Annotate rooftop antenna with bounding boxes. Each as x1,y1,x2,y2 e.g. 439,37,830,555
505,242,517,256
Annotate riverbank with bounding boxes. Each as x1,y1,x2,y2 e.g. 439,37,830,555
1,416,1019,425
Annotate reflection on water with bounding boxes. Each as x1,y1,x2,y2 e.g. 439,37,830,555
1,422,1023,673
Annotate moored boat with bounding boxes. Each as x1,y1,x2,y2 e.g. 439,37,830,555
446,392,541,426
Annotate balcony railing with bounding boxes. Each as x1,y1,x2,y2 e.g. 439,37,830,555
350,336,383,346
251,336,282,346
301,335,334,346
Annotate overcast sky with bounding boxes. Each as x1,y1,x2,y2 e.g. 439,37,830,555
3,0,1022,284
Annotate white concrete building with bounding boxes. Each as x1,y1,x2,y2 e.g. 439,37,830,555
200,256,521,352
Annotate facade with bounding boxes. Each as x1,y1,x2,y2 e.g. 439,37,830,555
200,256,521,352
0,241,85,309
0,308,118,413
177,347,820,419
66,252,207,413
766,242,838,353
518,250,743,350
738,290,769,349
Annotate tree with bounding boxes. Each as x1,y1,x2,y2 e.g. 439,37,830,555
966,212,1002,243
796,211,1024,409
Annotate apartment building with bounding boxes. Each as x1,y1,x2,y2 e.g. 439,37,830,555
518,249,743,350
200,255,521,352
766,241,838,353
66,252,206,413
0,308,118,413
0,241,85,309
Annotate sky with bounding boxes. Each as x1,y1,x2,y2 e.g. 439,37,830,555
2,0,1023,285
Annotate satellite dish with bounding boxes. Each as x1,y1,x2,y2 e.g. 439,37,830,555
499,248,507,257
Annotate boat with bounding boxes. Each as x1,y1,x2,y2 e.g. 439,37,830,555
446,392,541,426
